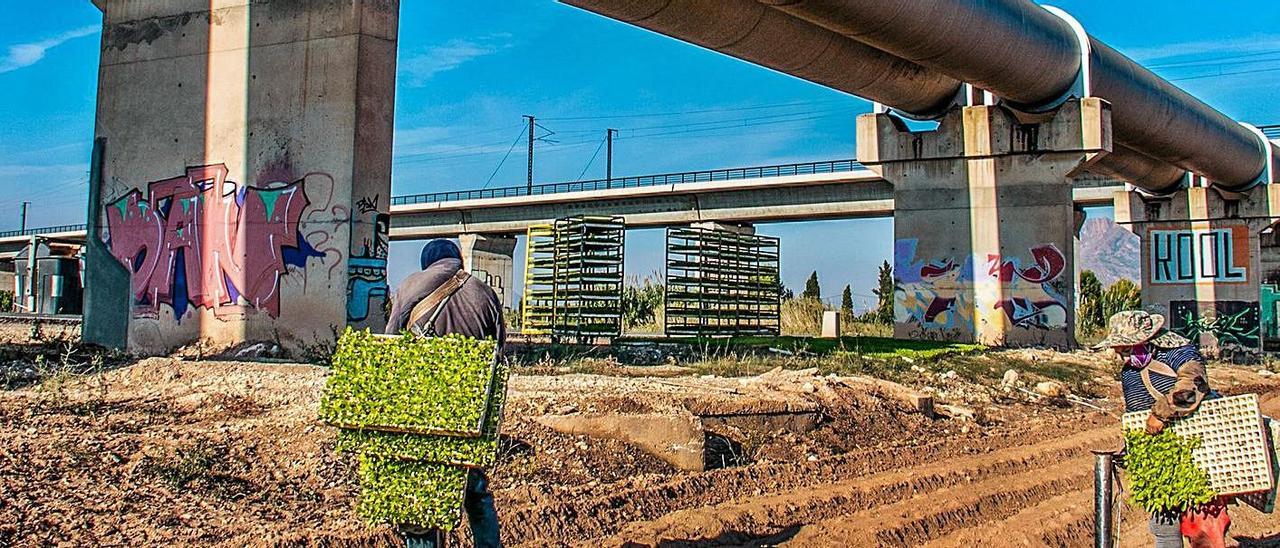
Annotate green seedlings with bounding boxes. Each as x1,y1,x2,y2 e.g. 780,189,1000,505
1124,429,1217,514
357,455,469,530
319,329,499,434
338,430,499,468
321,328,510,530
336,363,509,467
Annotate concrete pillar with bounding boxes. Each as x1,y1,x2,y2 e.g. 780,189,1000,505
1115,185,1279,350
858,98,1112,348
459,234,518,310
90,1,399,354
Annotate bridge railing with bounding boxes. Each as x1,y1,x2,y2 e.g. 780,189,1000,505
391,158,864,206
0,224,88,239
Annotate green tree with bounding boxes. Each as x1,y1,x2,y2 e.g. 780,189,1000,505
872,261,895,325
1078,270,1105,333
841,285,854,319
1103,279,1142,320
802,271,821,300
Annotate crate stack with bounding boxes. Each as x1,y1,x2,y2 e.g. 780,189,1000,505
665,226,780,337
520,216,626,340
319,330,509,531
552,216,625,340
520,224,557,335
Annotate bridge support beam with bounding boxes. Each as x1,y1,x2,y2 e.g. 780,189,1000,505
459,234,517,310
859,98,1112,347
1115,186,1280,351
89,1,399,354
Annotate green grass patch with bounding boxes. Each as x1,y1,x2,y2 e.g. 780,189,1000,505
717,335,983,360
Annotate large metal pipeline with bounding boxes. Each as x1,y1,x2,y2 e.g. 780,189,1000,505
759,0,1271,191
560,0,963,117
562,0,1189,192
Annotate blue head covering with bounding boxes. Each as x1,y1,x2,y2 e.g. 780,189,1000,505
420,239,462,270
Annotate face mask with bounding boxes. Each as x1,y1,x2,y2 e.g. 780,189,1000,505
1126,344,1152,369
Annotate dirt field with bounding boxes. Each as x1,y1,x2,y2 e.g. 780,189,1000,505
1,336,1278,547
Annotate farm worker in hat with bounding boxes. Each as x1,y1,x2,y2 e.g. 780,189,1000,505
386,238,505,548
1095,310,1226,548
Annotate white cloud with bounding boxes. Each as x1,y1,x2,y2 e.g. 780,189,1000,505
400,34,512,86
0,25,98,74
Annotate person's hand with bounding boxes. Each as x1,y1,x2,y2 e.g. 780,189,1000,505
1145,414,1165,435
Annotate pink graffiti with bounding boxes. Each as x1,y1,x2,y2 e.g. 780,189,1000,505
988,244,1066,283
105,164,321,319
920,258,959,280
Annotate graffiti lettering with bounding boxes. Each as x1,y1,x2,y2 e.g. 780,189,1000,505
1149,228,1247,284
104,164,323,320
1169,300,1260,348
346,194,389,323
895,239,1069,334
985,244,1068,328
895,239,975,332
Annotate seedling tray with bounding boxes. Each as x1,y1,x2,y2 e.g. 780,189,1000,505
1239,416,1278,513
335,362,511,468
357,454,468,531
1123,394,1272,496
320,329,501,437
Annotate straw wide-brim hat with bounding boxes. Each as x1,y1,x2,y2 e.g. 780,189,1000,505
1092,310,1190,350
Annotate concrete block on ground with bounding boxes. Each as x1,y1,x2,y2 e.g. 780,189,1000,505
821,310,840,338
535,412,706,472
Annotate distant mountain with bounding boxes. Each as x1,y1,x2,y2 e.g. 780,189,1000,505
1079,217,1140,287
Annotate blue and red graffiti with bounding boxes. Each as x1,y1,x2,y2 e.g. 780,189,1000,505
104,164,324,320
896,239,1069,332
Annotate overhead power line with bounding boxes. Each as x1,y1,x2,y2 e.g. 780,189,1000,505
482,126,528,189
1169,65,1280,82
576,137,608,181
1146,48,1280,69
539,98,846,121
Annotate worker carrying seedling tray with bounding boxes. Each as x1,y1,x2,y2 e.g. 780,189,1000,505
322,240,507,548
1095,311,1276,548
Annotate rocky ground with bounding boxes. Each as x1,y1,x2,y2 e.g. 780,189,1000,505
1,324,1278,547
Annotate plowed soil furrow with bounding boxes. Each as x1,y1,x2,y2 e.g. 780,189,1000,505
926,489,1095,548
552,428,1115,547
499,416,1114,545
781,457,1094,547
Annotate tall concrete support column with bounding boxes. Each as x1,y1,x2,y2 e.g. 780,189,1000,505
1115,186,1280,350
858,98,1112,347
90,1,399,354
459,234,517,310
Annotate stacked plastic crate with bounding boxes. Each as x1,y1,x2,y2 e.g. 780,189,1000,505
520,216,625,341
521,224,557,335
553,216,625,340
665,226,780,337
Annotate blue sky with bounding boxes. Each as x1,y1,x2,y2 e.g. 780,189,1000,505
2,2,1279,310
